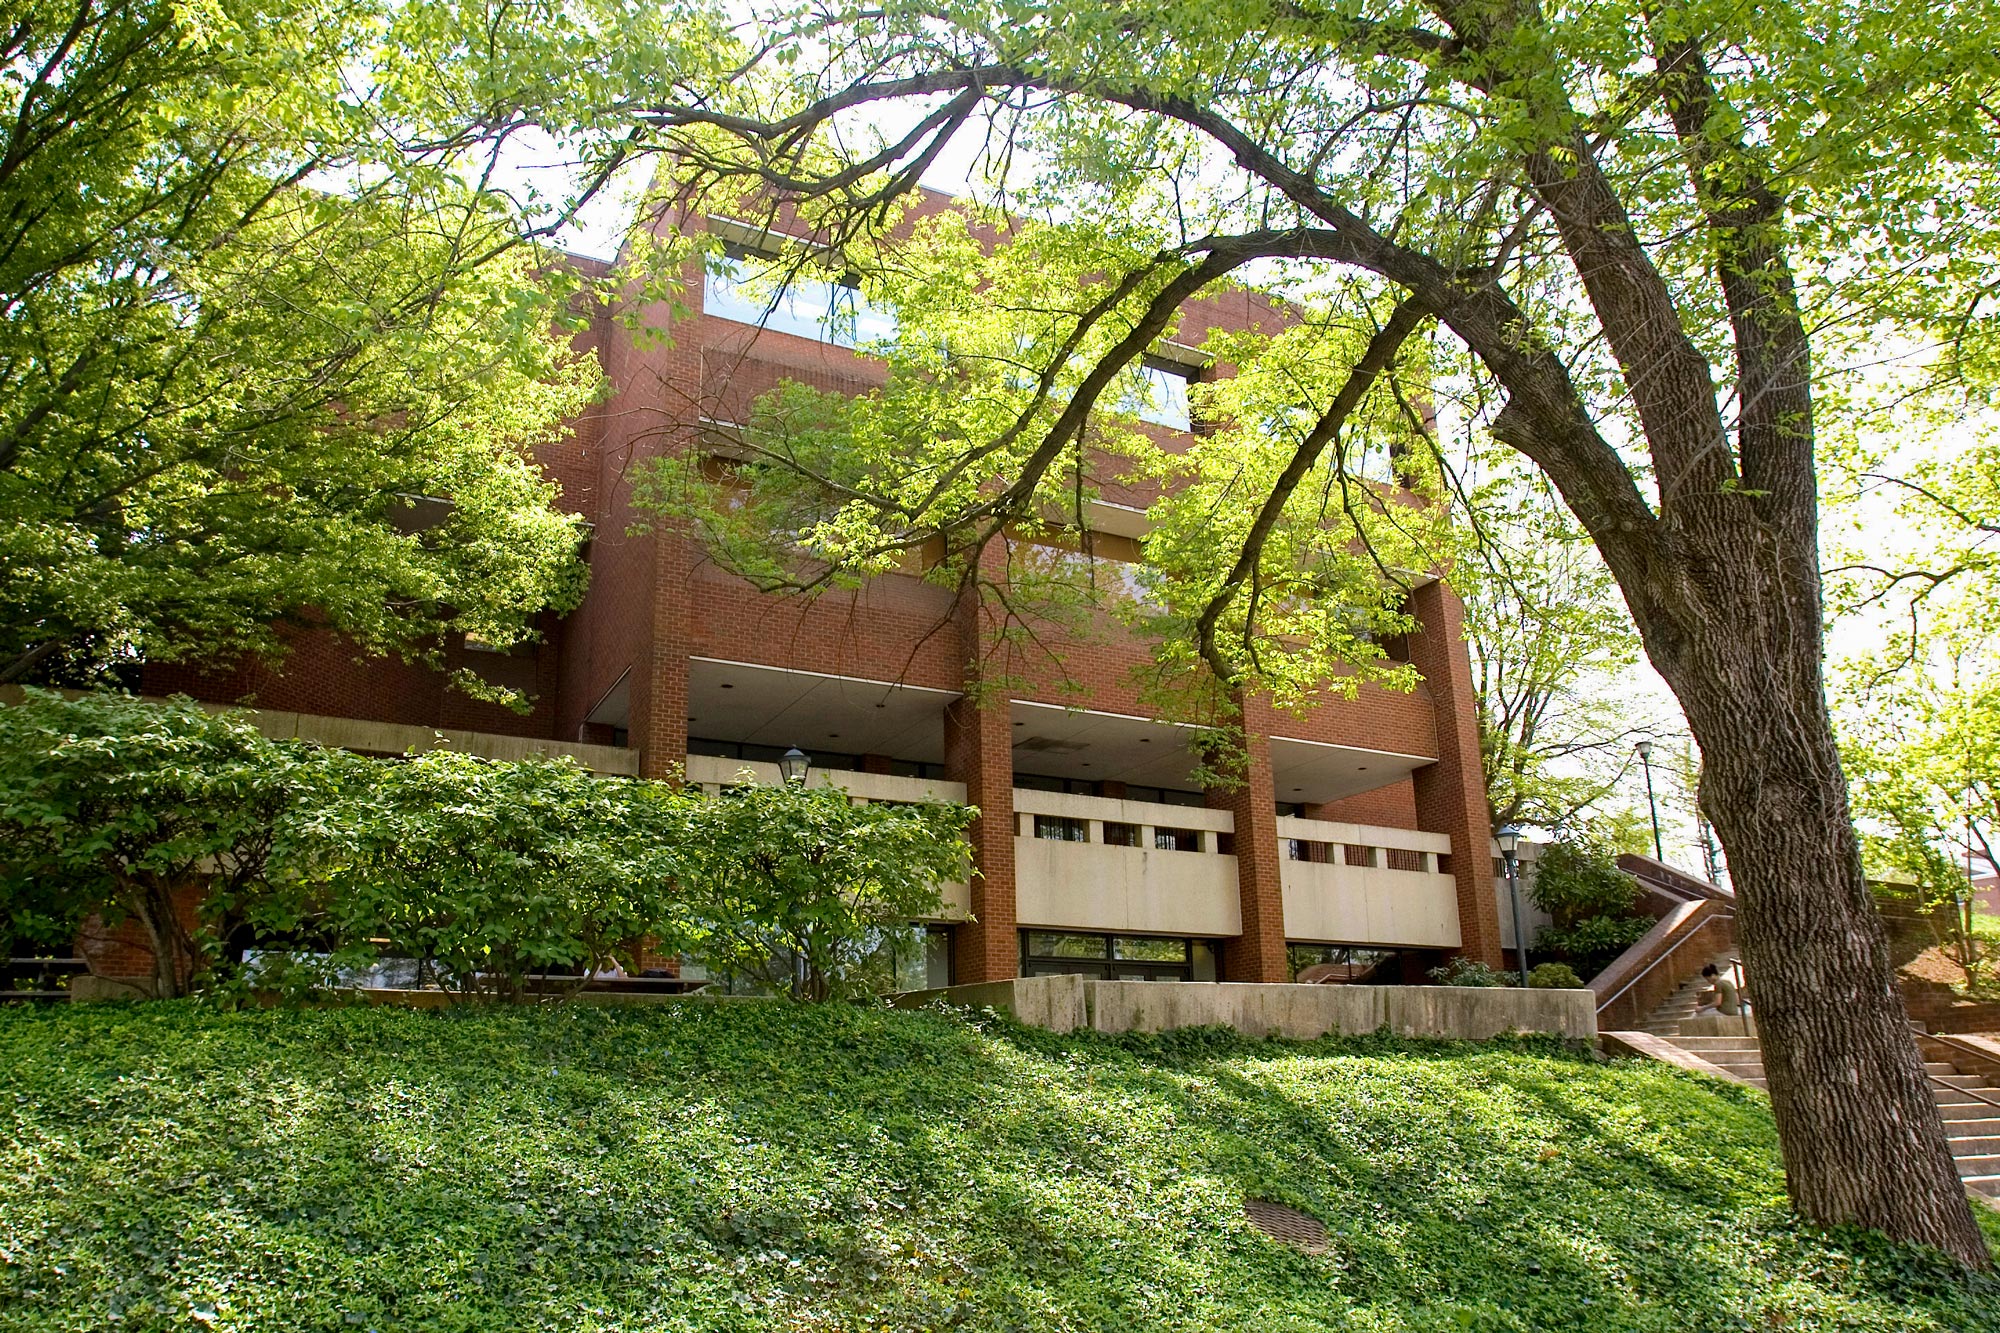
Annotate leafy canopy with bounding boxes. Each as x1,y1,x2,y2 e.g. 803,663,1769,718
0,0,739,693
0,688,342,995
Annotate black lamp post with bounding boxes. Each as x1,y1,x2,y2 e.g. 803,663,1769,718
779,747,811,784
1497,823,1529,987
1634,739,1665,862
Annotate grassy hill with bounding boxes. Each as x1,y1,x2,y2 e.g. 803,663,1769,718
1,1001,1996,1333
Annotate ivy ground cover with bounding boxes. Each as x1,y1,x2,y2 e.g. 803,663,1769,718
2,1002,1996,1332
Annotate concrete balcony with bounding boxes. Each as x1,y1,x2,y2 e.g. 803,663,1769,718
1275,817,1460,949
1012,789,1240,938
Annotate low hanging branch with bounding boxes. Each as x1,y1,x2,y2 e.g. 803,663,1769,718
1193,297,1429,682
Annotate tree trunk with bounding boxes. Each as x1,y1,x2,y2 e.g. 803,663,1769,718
129,877,189,1000
1636,507,1989,1262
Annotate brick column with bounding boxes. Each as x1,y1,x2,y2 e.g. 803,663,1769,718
1209,693,1290,983
1407,578,1504,968
629,534,693,780
944,696,1017,982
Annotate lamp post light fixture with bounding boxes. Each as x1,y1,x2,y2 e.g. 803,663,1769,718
1497,823,1529,987
1634,738,1665,863
779,747,811,785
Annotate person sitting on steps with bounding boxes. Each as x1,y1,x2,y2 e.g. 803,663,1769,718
1696,963,1748,1018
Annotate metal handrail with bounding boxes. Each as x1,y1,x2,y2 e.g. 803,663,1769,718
1593,901,1734,1014
1921,1033,2000,1111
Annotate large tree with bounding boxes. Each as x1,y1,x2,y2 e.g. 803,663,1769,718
591,0,2000,1259
0,0,728,691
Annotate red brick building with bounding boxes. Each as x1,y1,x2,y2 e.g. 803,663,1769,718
146,197,1503,988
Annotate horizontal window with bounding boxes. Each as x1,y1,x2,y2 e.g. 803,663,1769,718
1034,814,1088,843
1343,844,1378,868
1102,821,1142,847
1024,931,1107,959
1112,936,1188,963
1121,359,1195,431
1154,826,1203,853
705,249,897,348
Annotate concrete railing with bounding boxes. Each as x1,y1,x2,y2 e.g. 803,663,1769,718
892,974,1596,1041
1278,858,1460,949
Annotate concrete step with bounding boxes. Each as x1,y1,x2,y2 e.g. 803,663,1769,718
1923,1062,1962,1076
1943,1118,2000,1141
1940,1101,2000,1120
1964,1173,2000,1198
1950,1138,2000,1160
1928,1073,1998,1090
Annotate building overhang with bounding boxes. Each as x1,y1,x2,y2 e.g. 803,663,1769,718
685,658,958,762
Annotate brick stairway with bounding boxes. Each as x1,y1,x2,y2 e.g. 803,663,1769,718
1658,1032,2000,1199
1640,953,1742,1036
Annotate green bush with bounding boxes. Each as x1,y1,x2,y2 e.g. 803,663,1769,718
1428,956,1510,987
0,689,342,996
1528,962,1585,989
301,749,692,1001
1527,838,1653,977
676,778,974,1000
1,1003,1995,1332
1534,914,1655,979
0,693,979,1005
1528,838,1640,926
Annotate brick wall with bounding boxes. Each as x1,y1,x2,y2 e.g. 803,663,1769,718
1406,580,1505,968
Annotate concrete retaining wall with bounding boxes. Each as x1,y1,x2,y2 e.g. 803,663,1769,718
892,977,1596,1041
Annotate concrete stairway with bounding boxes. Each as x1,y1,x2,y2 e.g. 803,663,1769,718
1661,1033,2000,1200
1640,953,1741,1036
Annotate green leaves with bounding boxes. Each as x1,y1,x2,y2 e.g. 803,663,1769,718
301,750,694,1002
0,691,978,1004
674,778,974,1002
3,1002,1995,1330
0,688,347,994
0,0,747,690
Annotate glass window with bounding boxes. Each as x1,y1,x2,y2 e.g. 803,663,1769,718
1154,826,1202,852
1034,814,1088,842
704,249,896,348
1287,944,1394,984
1101,821,1141,847
1024,931,1107,959
1126,360,1195,431
1112,936,1189,963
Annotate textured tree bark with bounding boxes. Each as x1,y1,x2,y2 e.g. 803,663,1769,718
1638,510,1989,1261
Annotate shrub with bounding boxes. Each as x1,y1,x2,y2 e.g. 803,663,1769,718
1527,838,1639,927
676,778,975,1001
1533,914,1654,979
304,750,692,1001
0,689,340,996
1428,957,1510,987
1528,962,1584,989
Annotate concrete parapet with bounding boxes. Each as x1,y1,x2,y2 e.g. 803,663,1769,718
895,977,1595,1041
69,974,156,1002
1678,1013,1758,1038
891,974,1088,1033
1600,1030,1756,1087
